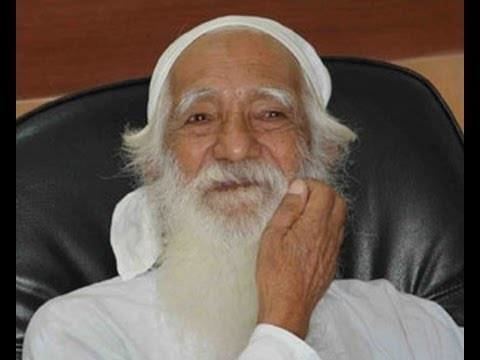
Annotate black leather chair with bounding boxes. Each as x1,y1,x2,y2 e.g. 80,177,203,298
16,57,464,359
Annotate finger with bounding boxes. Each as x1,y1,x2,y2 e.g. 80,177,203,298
322,224,345,260
336,226,346,250
330,195,348,231
312,227,344,282
296,180,337,229
264,179,309,236
298,185,346,258
307,180,337,215
315,196,347,255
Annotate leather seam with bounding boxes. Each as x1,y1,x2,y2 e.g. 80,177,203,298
429,280,463,302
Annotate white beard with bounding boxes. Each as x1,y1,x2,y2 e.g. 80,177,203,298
146,153,289,359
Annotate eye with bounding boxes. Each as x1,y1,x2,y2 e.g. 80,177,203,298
263,110,286,119
186,113,209,124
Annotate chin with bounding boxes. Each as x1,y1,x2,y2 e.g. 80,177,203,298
195,185,280,242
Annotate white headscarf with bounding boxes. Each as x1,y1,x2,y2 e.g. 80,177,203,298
147,15,332,122
111,15,334,280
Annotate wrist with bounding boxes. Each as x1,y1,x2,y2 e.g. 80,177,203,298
257,310,310,339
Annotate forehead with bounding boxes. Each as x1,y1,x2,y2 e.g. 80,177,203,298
169,29,303,99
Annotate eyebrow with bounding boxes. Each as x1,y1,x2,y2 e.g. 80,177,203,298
173,88,217,117
173,86,297,117
252,87,296,109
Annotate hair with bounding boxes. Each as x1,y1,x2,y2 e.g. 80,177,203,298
121,74,172,185
121,28,358,189
295,74,357,198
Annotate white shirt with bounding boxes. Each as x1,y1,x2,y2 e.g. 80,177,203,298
23,270,463,359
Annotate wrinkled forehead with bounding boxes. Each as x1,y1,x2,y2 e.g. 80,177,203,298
169,28,304,99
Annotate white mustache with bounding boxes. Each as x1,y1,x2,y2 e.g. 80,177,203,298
188,160,288,194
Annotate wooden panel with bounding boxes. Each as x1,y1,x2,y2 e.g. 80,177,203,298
17,0,463,99
395,54,463,130
16,97,60,119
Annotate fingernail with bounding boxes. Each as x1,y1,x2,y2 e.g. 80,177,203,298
288,179,306,195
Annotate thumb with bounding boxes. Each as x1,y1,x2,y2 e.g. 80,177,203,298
265,179,308,235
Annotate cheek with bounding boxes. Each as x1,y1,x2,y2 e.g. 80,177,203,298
258,131,302,178
168,133,215,180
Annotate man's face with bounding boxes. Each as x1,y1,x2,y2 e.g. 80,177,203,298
165,30,308,186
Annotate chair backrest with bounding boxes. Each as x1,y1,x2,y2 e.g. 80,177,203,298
16,57,464,358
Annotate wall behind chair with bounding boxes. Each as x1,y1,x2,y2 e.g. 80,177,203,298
16,0,464,129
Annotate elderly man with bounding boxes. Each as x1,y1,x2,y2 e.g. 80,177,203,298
23,16,463,359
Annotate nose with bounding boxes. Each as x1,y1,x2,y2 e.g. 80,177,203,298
213,112,261,162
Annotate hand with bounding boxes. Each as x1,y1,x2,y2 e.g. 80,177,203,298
255,179,347,339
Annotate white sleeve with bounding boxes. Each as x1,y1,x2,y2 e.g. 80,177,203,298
305,280,463,359
359,280,464,360
238,324,320,360
387,287,465,360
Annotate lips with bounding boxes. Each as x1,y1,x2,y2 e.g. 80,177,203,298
211,180,258,192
